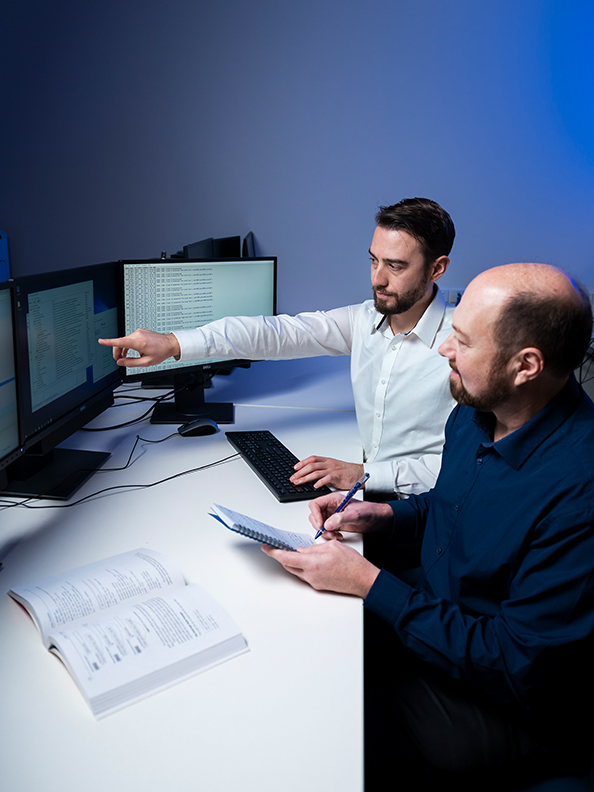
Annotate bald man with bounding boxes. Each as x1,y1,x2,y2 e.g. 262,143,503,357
263,264,594,786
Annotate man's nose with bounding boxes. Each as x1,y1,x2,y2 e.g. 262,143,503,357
372,263,388,287
438,332,454,359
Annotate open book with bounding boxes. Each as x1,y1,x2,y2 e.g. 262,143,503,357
8,549,248,719
211,504,314,551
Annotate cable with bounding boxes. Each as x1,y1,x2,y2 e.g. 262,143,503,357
82,366,228,432
2,370,240,509
578,343,594,386
80,389,178,432
0,497,33,511
6,452,241,510
93,433,178,472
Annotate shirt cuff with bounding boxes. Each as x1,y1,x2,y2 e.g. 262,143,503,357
170,329,204,362
363,461,398,495
364,568,412,626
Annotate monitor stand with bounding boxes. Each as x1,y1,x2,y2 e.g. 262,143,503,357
1,448,110,500
150,370,234,425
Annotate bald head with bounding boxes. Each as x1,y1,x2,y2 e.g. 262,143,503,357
469,262,583,306
466,263,592,378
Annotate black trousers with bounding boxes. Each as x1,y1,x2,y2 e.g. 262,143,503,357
362,536,590,790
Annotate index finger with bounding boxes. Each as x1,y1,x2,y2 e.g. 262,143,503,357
308,492,345,530
98,336,133,348
98,336,144,365
293,455,322,471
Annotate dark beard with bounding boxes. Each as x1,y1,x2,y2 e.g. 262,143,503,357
449,361,512,412
373,278,430,316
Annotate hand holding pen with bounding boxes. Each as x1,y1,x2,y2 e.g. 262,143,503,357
314,472,370,540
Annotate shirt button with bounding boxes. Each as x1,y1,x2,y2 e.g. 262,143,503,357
436,548,442,554
477,458,483,465
454,504,459,511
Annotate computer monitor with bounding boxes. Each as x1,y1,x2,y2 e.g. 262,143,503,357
0,282,23,490
242,232,255,258
120,257,277,424
171,235,242,260
3,262,121,499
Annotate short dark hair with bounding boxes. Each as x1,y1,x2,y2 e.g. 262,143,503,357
375,197,456,265
494,280,593,377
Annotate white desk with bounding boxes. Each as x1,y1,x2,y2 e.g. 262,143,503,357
0,357,364,792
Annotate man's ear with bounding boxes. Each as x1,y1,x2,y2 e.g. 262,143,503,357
512,347,545,385
430,256,450,283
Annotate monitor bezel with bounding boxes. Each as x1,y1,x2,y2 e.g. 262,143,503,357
0,280,24,482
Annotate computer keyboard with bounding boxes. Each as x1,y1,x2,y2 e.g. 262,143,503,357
226,430,332,503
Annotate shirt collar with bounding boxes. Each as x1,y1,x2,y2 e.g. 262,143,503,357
372,286,449,348
472,375,583,470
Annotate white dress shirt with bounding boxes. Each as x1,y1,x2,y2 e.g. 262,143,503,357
173,290,456,496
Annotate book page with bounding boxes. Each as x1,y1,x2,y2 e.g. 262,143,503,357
8,549,185,646
48,584,248,718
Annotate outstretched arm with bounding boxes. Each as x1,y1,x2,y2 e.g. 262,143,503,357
98,329,180,367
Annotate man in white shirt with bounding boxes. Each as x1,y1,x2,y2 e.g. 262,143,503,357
99,198,456,498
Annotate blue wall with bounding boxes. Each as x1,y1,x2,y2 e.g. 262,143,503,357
1,0,593,314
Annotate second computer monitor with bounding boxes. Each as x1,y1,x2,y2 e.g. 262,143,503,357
121,257,277,423
5,262,121,499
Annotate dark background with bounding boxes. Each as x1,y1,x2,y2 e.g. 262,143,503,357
2,0,593,313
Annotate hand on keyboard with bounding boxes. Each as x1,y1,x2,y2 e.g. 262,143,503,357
291,457,365,491
226,430,333,503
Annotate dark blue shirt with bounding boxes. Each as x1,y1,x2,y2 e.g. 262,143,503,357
365,375,594,715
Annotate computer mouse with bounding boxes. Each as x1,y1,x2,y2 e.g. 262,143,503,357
177,418,219,437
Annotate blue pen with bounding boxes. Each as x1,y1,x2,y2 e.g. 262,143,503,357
314,472,370,540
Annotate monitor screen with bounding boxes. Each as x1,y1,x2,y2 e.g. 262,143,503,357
0,282,22,487
4,262,121,499
120,258,277,424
